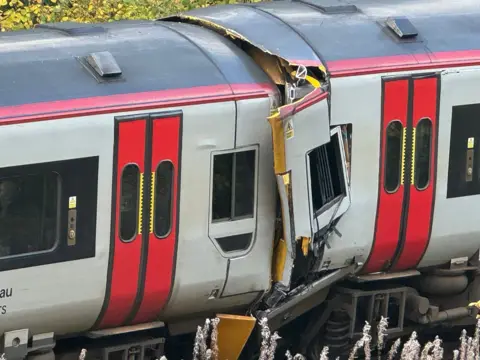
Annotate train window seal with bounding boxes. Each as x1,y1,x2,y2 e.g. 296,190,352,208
211,148,257,223
119,163,140,243
153,160,174,239
384,120,404,194
414,117,433,191
0,171,61,260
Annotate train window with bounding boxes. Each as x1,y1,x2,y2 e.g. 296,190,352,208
119,164,140,242
309,135,345,215
0,172,59,258
414,118,432,190
384,121,403,193
212,149,256,222
153,161,174,238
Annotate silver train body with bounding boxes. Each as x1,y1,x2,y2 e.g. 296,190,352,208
1,0,480,358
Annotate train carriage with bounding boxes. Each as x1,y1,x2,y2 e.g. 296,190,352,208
1,0,480,359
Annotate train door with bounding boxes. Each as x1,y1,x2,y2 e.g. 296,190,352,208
95,111,181,329
364,74,439,274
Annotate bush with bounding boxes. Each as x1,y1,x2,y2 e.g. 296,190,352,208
0,0,261,32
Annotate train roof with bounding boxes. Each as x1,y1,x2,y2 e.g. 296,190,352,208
0,20,273,108
166,0,480,76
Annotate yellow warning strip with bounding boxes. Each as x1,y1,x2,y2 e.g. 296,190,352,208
400,127,406,186
138,173,144,235
268,116,286,174
149,171,155,234
411,127,416,185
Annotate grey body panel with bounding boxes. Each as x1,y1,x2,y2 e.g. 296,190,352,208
164,4,322,65
420,66,480,267
252,0,480,62
0,20,273,108
284,98,330,239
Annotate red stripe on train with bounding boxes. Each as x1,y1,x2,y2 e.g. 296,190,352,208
392,77,438,271
98,119,147,328
132,115,181,324
363,79,409,274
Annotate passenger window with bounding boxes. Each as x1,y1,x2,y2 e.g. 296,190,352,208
154,161,174,238
119,164,140,242
309,134,345,214
385,121,403,193
0,173,59,258
414,118,432,190
212,149,256,222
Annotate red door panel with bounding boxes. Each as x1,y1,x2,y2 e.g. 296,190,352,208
391,77,438,271
97,117,147,328
363,79,408,274
131,114,181,324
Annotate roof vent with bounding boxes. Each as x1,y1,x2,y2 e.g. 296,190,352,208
86,51,122,78
385,16,418,39
294,0,358,14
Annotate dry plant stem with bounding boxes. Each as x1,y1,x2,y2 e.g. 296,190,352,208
78,349,87,360
285,350,293,360
460,329,468,360
210,318,220,360
193,325,203,360
388,339,402,360
259,318,271,360
420,341,433,360
348,322,371,360
378,317,389,360
432,336,444,360
400,331,421,360
319,346,329,360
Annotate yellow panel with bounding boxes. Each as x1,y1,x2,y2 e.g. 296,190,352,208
149,171,156,234
411,127,416,185
301,237,310,257
268,116,286,174
216,314,256,360
400,127,406,186
138,173,144,234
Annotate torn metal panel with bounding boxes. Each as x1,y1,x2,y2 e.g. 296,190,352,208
273,172,295,288
161,4,324,68
270,89,331,240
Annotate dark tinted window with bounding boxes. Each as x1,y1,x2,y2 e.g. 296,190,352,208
212,149,256,221
0,172,59,258
154,161,174,238
414,118,432,190
384,121,403,193
119,164,139,241
309,134,345,214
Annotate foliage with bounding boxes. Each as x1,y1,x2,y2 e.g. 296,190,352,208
0,0,261,32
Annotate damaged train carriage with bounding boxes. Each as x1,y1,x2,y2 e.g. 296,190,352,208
164,4,355,320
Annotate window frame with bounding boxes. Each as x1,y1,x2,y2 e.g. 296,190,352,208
307,126,352,234
208,145,259,257
0,156,99,272
384,120,404,194
152,160,175,239
414,117,433,191
118,162,141,243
